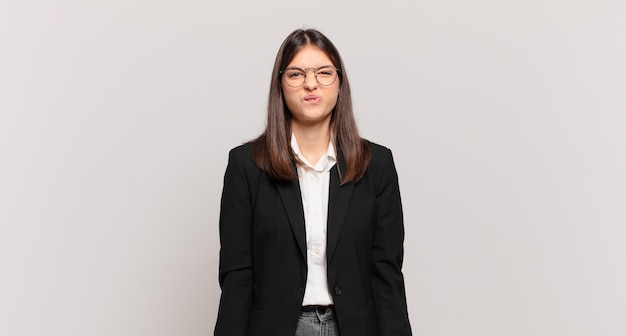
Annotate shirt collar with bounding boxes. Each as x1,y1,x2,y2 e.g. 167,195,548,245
291,133,337,173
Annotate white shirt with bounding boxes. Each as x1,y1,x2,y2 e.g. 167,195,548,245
291,135,337,306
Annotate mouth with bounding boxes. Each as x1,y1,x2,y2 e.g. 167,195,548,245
303,95,321,103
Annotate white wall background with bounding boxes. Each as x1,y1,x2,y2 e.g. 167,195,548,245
1,1,625,335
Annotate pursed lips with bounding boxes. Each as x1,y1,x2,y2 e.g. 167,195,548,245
303,94,321,103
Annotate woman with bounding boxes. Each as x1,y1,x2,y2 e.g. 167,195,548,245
215,29,412,336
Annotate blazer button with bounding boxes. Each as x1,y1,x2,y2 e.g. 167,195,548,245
334,286,342,296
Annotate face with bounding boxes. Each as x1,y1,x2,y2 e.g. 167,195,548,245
282,45,340,129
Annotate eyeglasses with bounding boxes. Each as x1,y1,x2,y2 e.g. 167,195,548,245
280,65,340,87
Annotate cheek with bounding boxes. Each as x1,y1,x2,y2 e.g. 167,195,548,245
329,94,338,109
332,83,340,101
328,88,340,107
282,89,299,113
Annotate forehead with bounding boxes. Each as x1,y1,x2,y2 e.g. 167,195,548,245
287,45,334,68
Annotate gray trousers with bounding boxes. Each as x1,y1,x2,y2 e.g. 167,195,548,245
295,309,340,336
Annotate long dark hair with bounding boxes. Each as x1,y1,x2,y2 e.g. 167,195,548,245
251,29,370,185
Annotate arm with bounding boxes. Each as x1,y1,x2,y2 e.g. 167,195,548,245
371,148,412,336
214,147,254,336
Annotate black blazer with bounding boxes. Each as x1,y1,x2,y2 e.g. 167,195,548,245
215,142,411,336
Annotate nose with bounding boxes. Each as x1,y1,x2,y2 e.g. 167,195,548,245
303,69,318,90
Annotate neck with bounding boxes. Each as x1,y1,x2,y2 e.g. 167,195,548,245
292,122,331,166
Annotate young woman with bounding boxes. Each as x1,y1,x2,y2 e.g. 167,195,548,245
215,29,412,336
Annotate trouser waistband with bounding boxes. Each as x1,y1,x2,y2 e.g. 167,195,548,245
301,305,334,314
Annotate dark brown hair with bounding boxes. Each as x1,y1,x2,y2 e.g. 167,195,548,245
251,29,370,185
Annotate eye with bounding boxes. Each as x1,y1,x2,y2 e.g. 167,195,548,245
286,71,304,78
317,67,335,77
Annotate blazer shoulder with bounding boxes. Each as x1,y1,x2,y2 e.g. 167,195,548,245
224,142,263,175
227,142,255,164
228,142,253,159
363,141,400,188
366,140,395,167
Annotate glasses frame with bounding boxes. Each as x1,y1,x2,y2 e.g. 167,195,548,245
280,65,341,88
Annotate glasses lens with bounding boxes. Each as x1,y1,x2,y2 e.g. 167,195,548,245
283,69,305,87
316,66,337,86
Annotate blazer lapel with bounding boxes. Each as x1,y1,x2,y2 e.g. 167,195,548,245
275,179,307,260
327,164,354,263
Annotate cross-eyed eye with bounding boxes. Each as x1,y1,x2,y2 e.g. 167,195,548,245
316,67,336,77
286,70,304,78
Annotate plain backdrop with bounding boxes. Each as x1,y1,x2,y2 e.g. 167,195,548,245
1,1,625,335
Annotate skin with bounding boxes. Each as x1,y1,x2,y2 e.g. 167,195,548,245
282,45,340,165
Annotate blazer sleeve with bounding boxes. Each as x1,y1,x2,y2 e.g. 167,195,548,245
214,147,254,336
371,147,413,335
